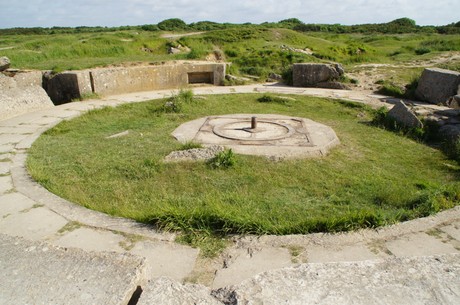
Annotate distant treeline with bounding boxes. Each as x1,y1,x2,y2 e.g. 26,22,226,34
1,17,459,35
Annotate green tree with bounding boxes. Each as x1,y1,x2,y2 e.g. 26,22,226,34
157,18,188,31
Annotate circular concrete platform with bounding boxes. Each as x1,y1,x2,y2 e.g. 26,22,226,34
172,114,340,159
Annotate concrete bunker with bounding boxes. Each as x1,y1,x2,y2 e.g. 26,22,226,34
188,72,214,84
44,61,226,105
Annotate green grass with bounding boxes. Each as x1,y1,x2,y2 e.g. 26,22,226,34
27,94,460,238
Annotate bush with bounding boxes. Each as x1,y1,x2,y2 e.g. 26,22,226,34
257,94,291,105
281,67,293,85
443,138,460,163
415,47,431,55
376,81,405,98
158,18,188,31
208,149,236,169
161,89,194,113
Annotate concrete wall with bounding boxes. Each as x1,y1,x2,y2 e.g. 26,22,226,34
91,62,225,96
47,62,226,103
1,61,225,119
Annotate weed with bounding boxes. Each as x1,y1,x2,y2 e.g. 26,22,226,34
176,231,228,258
257,94,291,105
161,89,195,113
207,149,236,169
58,221,83,233
179,141,203,150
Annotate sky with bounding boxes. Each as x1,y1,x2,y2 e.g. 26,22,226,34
0,0,459,29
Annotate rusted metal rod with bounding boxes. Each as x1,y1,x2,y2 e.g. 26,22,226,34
251,116,257,129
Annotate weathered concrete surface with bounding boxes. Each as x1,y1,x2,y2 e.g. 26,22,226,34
7,70,43,87
130,240,200,281
172,114,340,159
387,100,423,128
213,247,293,289
415,68,460,104
0,74,54,121
0,207,68,240
91,61,225,96
218,254,460,305
0,233,146,305
138,277,223,305
54,227,126,253
292,63,344,87
385,232,459,256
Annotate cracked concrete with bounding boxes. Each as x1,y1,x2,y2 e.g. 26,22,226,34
0,84,459,304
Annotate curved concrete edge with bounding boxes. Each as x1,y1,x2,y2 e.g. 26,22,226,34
10,153,174,242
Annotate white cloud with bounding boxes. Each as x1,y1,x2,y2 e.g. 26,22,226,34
0,0,458,28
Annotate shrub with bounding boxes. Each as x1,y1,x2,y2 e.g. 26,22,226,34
208,149,236,169
161,89,194,113
157,18,188,31
415,47,431,55
257,94,291,105
443,138,460,163
281,67,293,85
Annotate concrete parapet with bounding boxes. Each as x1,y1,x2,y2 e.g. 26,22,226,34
90,62,226,96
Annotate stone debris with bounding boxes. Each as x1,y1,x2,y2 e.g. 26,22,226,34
292,63,346,89
0,56,10,71
0,73,54,121
0,233,146,305
388,100,423,128
280,45,313,55
415,68,460,105
106,130,130,139
138,277,223,305
164,145,225,162
445,95,460,109
214,254,460,305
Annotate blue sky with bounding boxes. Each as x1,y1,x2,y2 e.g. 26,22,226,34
0,0,458,29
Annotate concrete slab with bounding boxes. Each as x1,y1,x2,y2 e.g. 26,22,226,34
222,254,460,305
0,125,39,134
27,116,62,126
440,222,460,241
307,243,381,263
212,247,293,289
0,233,145,305
0,161,10,175
138,277,222,305
0,175,13,194
54,227,126,253
131,240,199,281
15,131,48,150
0,207,68,240
0,192,36,218
0,144,15,153
0,133,30,145
386,232,460,256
